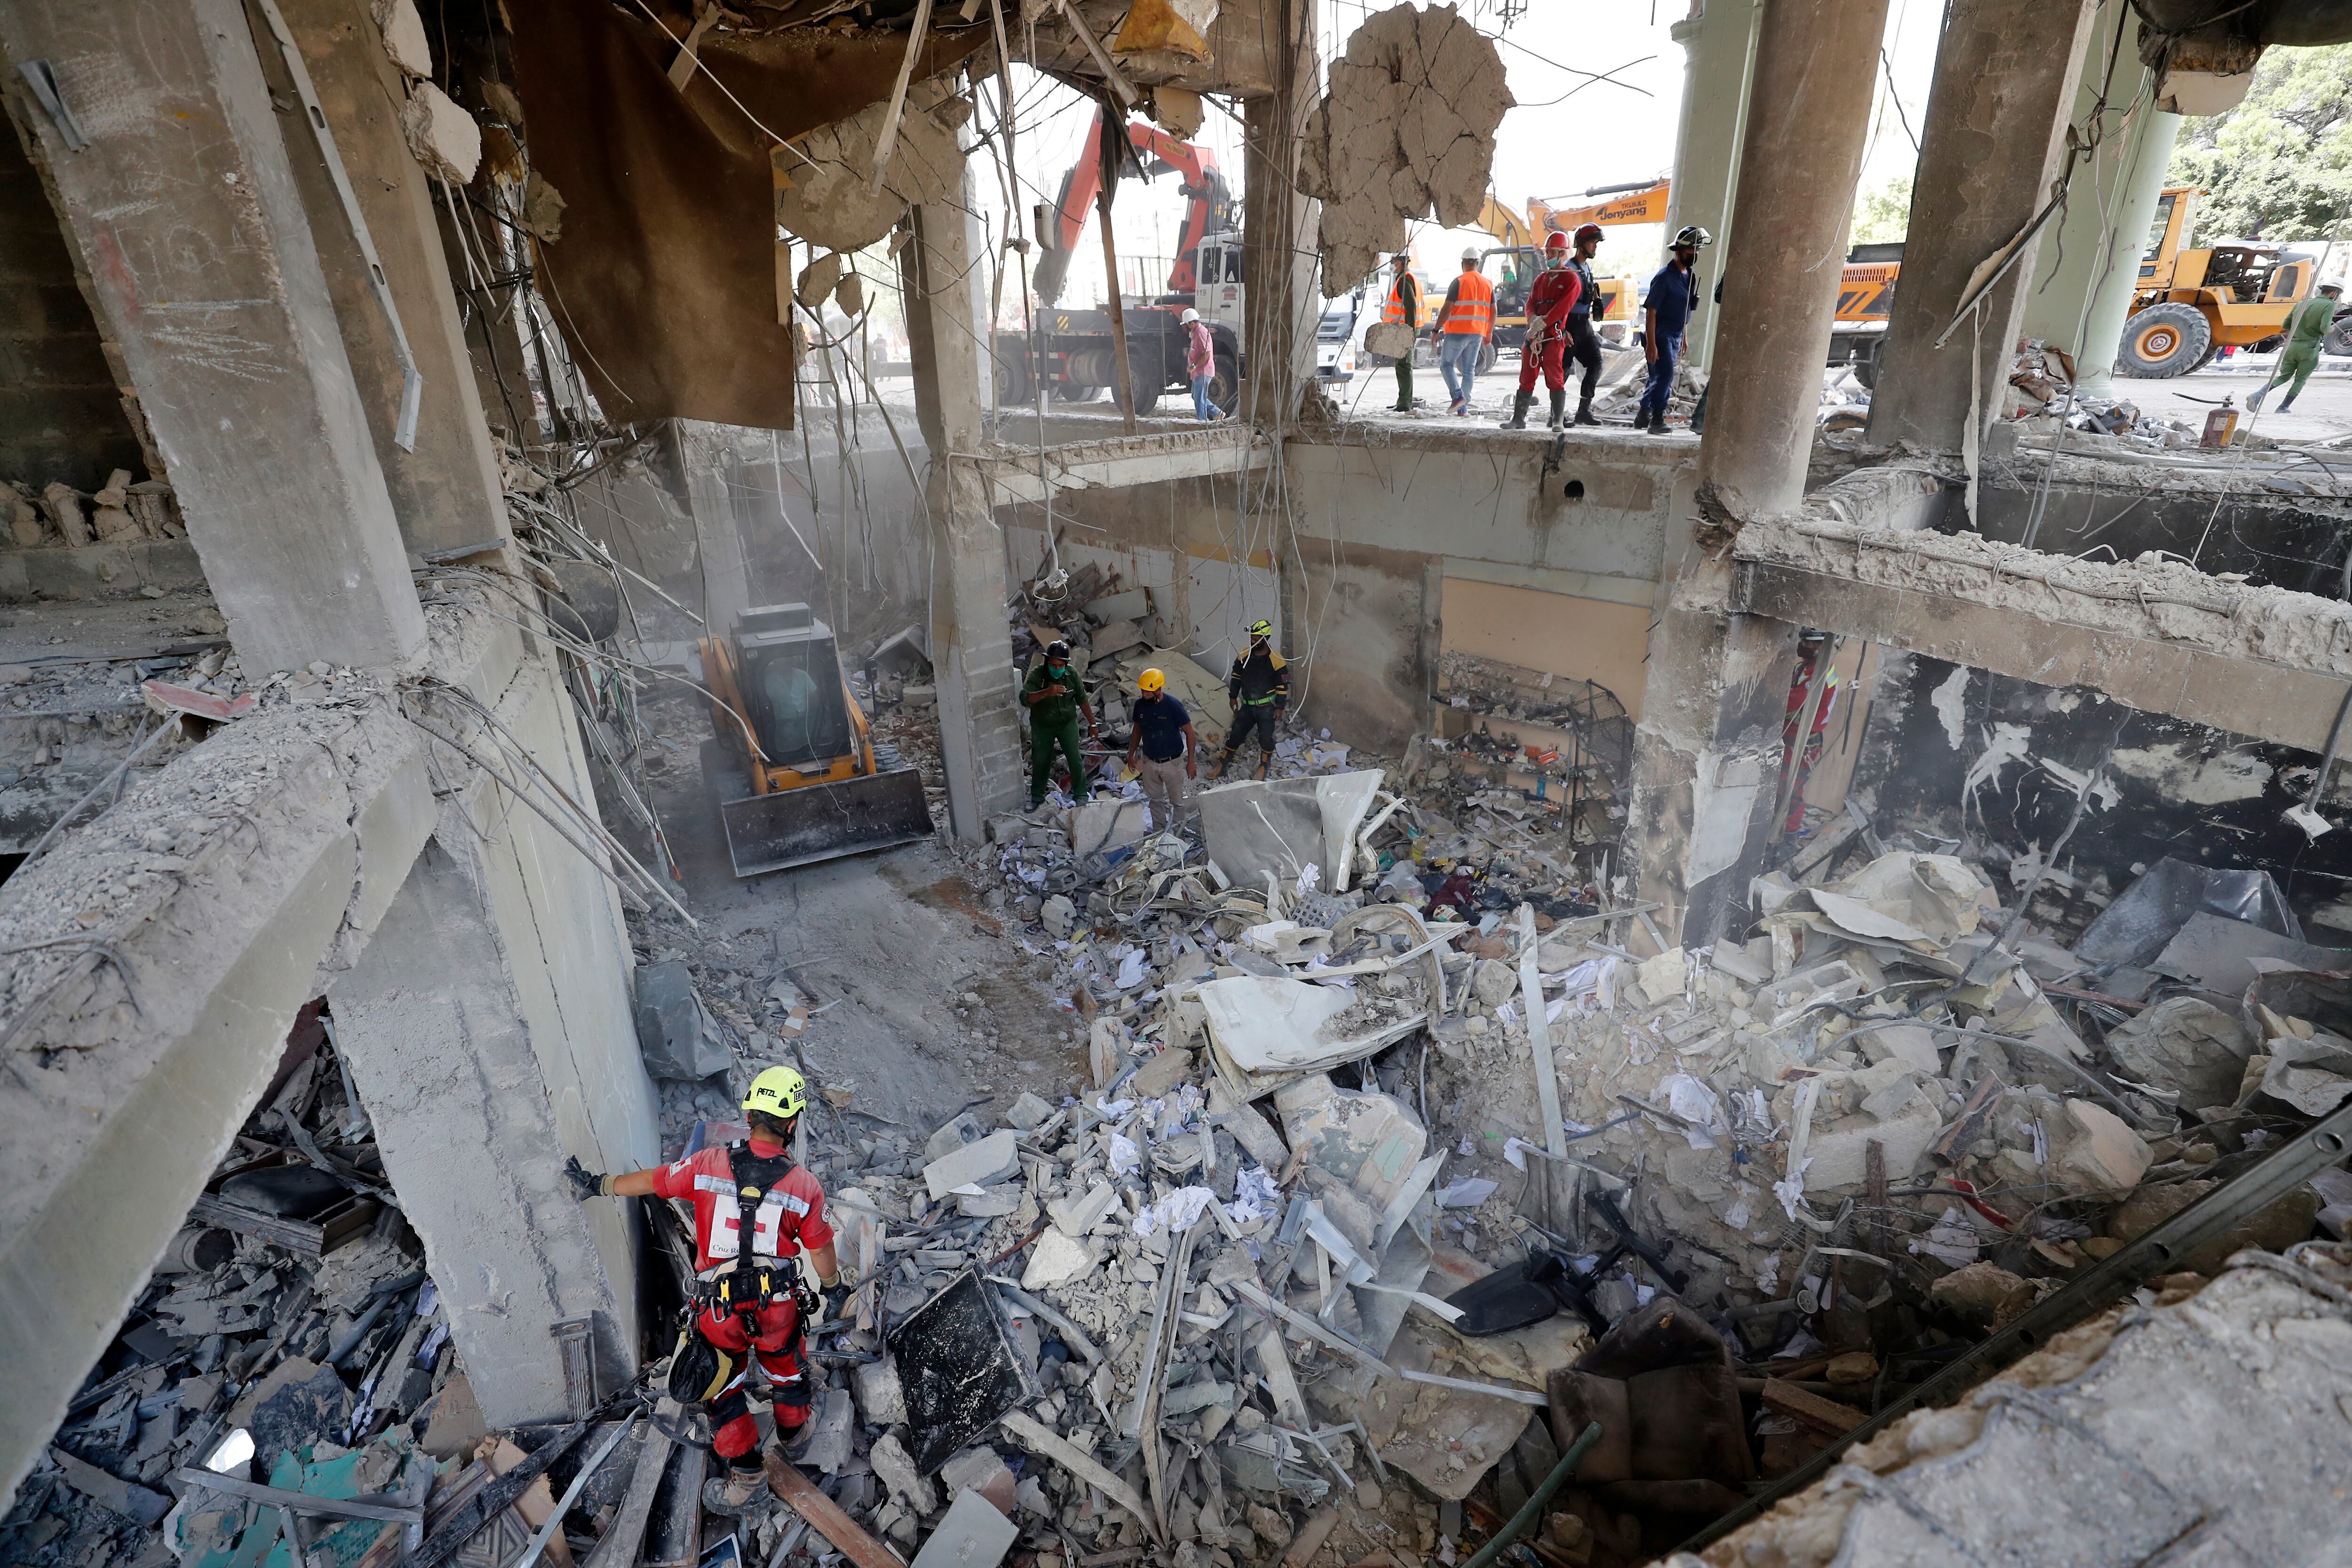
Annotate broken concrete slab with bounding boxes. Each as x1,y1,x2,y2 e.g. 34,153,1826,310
1020,1230,1101,1289
2049,1100,2152,1196
1066,797,1150,855
2104,996,2253,1111
1274,1074,1427,1209
925,1131,1020,1200
773,82,968,252
938,1446,1018,1516
852,1356,908,1426
868,1433,938,1513
910,1487,1019,1568
1049,1181,1119,1236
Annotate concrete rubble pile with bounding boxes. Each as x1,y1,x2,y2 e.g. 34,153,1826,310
822,754,2352,1565
0,1010,489,1568
1,470,186,549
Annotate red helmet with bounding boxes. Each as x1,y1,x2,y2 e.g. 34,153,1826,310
1574,223,1603,244
1544,230,1570,250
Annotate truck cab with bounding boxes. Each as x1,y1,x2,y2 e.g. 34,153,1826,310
1194,231,1246,336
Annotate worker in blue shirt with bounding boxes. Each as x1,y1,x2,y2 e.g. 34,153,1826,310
1639,226,1710,434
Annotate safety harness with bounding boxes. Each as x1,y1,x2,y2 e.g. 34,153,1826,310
668,1143,818,1409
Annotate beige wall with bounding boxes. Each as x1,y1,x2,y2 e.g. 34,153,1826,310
1440,578,1653,721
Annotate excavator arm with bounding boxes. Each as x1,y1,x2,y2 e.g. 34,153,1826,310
1031,109,1232,306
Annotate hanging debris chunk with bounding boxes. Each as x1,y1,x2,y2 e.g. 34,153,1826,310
1298,3,1513,287
774,86,974,253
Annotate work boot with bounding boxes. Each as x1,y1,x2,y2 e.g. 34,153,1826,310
1573,397,1599,427
1646,409,1672,436
2280,397,2299,414
1546,390,1567,430
1252,760,1270,781
1502,391,1532,430
704,1466,770,1517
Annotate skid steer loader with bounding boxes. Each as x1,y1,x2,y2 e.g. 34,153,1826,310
698,604,932,877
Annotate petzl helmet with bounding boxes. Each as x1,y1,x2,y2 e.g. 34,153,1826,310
1672,225,1713,249
1248,619,1273,639
743,1065,808,1121
1138,668,1167,693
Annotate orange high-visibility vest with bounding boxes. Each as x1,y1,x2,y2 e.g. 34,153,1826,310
1442,270,1494,334
1382,273,1417,327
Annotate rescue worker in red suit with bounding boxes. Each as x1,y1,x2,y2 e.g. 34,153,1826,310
567,1066,849,1516
1503,232,1579,431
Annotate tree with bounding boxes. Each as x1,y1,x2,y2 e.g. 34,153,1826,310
1850,175,1913,246
2167,43,2352,243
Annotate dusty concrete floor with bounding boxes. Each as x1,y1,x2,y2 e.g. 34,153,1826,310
623,696,1091,1146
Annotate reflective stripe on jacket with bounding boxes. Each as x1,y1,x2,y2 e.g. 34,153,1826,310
1442,271,1494,335
1382,274,1419,328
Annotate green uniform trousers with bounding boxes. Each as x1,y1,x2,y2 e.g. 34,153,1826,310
2258,343,2321,409
1030,717,1088,806
1394,358,1413,410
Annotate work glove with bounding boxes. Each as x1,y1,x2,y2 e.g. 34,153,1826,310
564,1156,612,1201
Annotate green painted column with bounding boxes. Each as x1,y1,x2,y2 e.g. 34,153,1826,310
1663,0,1762,370
2017,31,2183,392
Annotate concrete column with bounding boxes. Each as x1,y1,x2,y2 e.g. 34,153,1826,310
331,829,644,1424
907,173,1023,838
1661,0,1762,372
1866,0,2098,454
0,0,427,673
1633,0,1886,945
270,0,512,559
1242,0,1319,427
678,422,751,633
2018,60,2182,391
1696,0,1891,523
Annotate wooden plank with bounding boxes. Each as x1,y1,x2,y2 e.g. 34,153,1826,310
580,1420,671,1568
763,1455,908,1568
1760,1379,1864,1436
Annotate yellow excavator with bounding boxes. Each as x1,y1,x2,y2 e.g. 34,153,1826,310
2117,185,2332,376
698,603,932,877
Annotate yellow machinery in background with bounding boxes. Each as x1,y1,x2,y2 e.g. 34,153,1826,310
2119,186,2327,376
698,603,931,877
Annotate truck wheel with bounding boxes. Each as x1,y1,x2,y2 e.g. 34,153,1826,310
1131,382,1161,416
1210,350,1241,415
1853,341,1879,390
2328,323,2352,358
1053,381,1099,403
2117,303,2211,378
1478,339,1499,374
994,348,1035,405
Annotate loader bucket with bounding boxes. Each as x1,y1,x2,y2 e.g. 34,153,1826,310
718,767,934,877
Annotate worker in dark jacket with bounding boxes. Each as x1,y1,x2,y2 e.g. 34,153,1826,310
1210,620,1289,780
1639,226,1708,434
1022,640,1099,807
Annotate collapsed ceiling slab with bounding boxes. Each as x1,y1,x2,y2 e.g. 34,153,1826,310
505,0,987,429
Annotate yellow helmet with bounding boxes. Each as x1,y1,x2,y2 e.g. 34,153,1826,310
743,1065,808,1121
1138,668,1166,694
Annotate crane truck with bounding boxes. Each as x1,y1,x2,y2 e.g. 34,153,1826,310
994,112,1248,416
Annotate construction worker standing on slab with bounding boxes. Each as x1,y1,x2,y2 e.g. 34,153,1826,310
1022,640,1100,807
1383,251,1421,413
1639,226,1708,434
1563,224,1606,426
1434,247,1495,417
1126,668,1198,827
1211,620,1289,780
2250,281,2348,413
1504,231,1579,430
566,1067,847,1516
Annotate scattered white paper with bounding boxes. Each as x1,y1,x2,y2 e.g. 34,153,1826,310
1108,1134,1140,1176
1437,1177,1498,1209
1133,1186,1216,1239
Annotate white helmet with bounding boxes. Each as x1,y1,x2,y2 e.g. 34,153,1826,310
1461,246,1480,263
1180,307,1200,324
